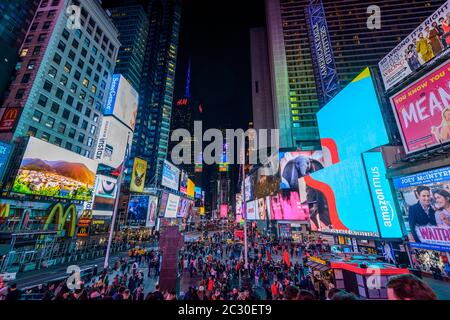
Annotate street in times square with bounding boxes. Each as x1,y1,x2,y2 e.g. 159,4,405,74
0,0,450,316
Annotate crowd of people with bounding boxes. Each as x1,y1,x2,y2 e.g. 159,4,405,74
0,229,441,301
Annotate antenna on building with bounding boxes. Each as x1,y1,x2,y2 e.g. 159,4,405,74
185,57,191,99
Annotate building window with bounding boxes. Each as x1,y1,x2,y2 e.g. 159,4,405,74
64,62,72,73
87,96,94,106
28,126,38,137
70,83,77,94
57,40,66,53
54,137,62,146
25,35,33,43
87,137,93,147
15,89,25,99
53,53,62,64
77,59,84,69
81,48,87,57
84,150,90,158
86,67,92,77
37,94,48,107
55,88,64,99
89,56,95,65
81,120,88,130
75,146,82,154
47,10,56,19
66,95,74,106
45,116,55,128
65,142,72,151
51,102,60,114
62,109,70,120
84,108,91,118
72,39,79,49
92,46,98,55
82,78,89,88
48,66,57,78
43,21,51,30
59,75,68,86
68,128,76,139
62,28,70,40
32,110,43,122
58,123,66,134
43,80,52,92
27,60,36,70
74,71,81,81
68,50,76,61
72,115,80,125
31,23,38,31
84,38,90,48
91,85,97,94
90,125,96,135
20,48,29,57
76,102,83,112
21,74,31,83
78,133,85,143
93,114,99,123
79,90,86,100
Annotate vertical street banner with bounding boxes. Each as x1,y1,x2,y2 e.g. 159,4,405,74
130,157,147,193
306,0,339,104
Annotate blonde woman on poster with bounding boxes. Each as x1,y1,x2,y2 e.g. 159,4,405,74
431,108,450,143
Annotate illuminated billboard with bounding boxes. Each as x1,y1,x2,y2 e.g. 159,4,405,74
13,137,97,201
92,175,117,216
161,160,180,191
393,166,450,252
299,152,402,238
256,197,271,220
236,193,242,216
177,198,191,218
317,68,390,166
0,141,12,180
279,151,324,190
158,192,169,217
147,195,158,227
194,186,202,199
95,116,133,169
187,179,195,198
180,170,188,194
390,59,450,154
104,74,139,131
127,195,150,227
220,204,228,218
130,158,147,193
246,200,257,220
379,0,450,90
165,193,180,218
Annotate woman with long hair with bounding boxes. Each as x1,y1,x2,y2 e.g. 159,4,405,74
433,189,450,227
432,107,450,143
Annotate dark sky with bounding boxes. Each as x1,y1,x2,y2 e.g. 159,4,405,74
174,0,266,130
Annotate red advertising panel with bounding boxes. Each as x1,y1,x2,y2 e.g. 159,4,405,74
0,107,21,132
220,204,228,218
390,60,450,154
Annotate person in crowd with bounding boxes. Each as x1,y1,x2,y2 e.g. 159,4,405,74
331,291,359,300
5,283,22,301
387,274,437,300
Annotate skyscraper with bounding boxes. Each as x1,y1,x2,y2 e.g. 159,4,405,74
107,3,149,91
126,0,182,187
0,0,120,160
0,0,40,103
265,0,443,150
250,27,275,134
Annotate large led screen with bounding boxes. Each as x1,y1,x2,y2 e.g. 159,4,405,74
177,198,192,219
393,166,450,252
92,175,117,216
317,68,390,165
299,153,400,237
161,160,180,191
127,195,150,227
390,59,450,154
279,151,324,190
246,200,257,220
164,193,180,218
13,137,97,201
379,0,450,90
104,74,139,131
158,192,169,217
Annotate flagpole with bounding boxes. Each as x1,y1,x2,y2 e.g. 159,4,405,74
104,168,124,269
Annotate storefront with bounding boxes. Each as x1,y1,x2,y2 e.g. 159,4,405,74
306,256,333,295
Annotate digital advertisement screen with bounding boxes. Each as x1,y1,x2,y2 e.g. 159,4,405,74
187,179,195,198
270,191,309,221
104,74,139,131
177,198,192,218
92,175,118,216
244,176,252,202
130,157,147,193
0,141,11,180
317,68,390,166
246,200,257,220
255,197,271,220
161,160,180,191
127,195,150,227
378,0,450,90
158,192,169,217
236,193,242,216
164,193,180,218
95,116,133,169
220,204,228,218
279,151,324,190
299,153,383,237
390,59,450,154
13,137,97,201
194,186,202,199
146,195,158,227
180,170,188,194
393,165,450,252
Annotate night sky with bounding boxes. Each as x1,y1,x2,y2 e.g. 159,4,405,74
174,0,266,202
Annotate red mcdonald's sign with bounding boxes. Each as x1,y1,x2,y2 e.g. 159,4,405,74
0,107,21,132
